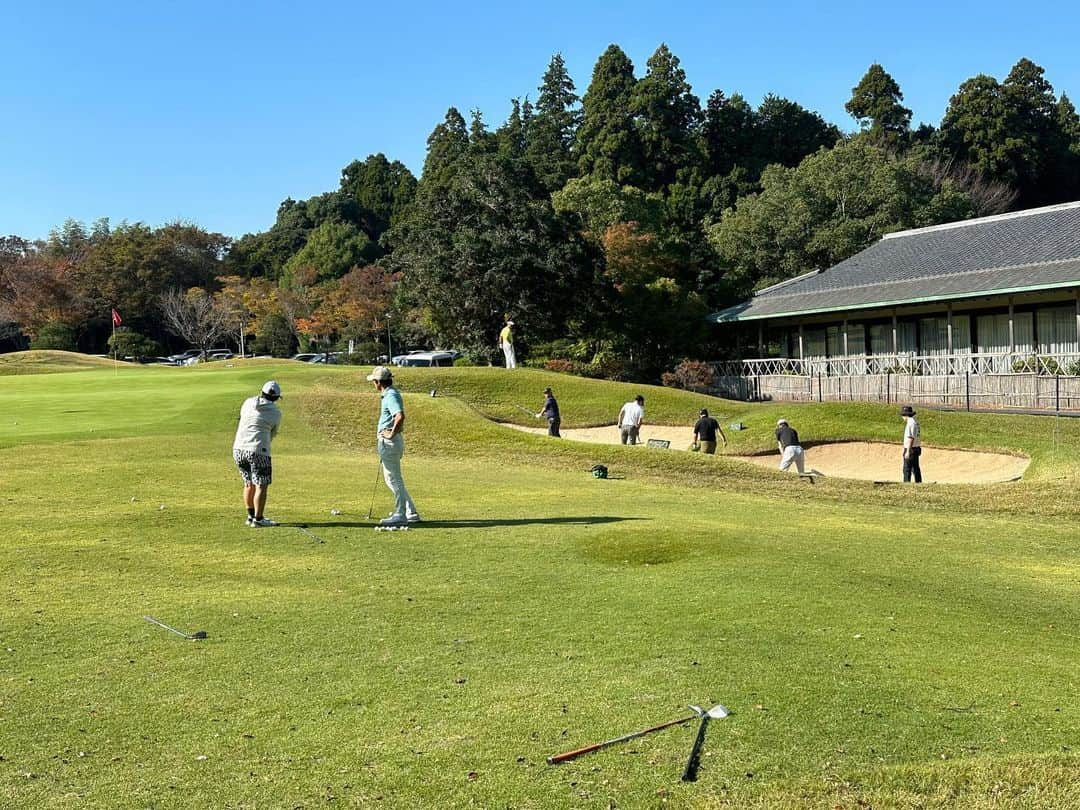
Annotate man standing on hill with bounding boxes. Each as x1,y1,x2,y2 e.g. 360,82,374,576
498,319,517,368
537,386,561,437
775,418,805,474
233,380,283,527
617,395,645,445
368,365,421,525
901,404,922,483
692,408,727,454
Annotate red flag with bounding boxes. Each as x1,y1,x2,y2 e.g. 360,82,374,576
111,308,122,327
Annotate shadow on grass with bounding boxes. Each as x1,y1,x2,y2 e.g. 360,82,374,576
278,516,647,529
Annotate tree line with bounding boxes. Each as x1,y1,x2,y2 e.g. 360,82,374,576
3,46,1078,380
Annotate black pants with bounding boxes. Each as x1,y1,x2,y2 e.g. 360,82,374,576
548,417,561,437
903,447,922,483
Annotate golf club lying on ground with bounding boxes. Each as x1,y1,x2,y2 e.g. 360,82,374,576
547,704,726,765
681,703,730,782
143,615,207,640
296,524,324,544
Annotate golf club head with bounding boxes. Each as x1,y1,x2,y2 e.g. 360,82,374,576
689,703,730,719
189,631,208,640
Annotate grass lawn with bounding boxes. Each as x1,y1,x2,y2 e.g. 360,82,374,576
2,357,1079,808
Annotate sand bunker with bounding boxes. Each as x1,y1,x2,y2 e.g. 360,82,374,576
502,423,1028,483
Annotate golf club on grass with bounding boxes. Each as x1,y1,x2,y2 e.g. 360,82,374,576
681,703,730,782
547,704,724,765
296,524,324,544
143,615,207,640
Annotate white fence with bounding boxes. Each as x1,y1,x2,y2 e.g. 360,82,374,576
714,352,1080,412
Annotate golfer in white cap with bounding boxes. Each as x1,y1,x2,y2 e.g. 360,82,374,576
367,365,420,525
233,381,283,527
775,418,805,474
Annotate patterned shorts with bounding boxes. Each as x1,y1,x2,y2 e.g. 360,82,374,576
234,449,272,485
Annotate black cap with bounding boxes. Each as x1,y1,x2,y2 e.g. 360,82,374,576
699,408,708,416
900,405,916,416
543,387,553,394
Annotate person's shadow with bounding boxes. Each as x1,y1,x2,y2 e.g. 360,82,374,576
279,516,646,530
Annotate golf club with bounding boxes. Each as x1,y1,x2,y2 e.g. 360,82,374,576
297,524,324,544
515,404,540,419
365,459,383,520
681,703,730,782
547,704,719,765
143,615,208,640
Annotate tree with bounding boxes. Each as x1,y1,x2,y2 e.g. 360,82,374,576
159,287,232,355
422,107,469,190
525,53,580,192
752,94,842,173
280,220,374,285
702,90,756,178
631,43,702,192
575,45,644,185
707,138,1004,297
338,153,417,245
391,149,595,354
845,63,912,143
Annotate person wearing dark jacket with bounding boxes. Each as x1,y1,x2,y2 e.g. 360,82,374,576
775,418,806,474
537,387,561,437
692,408,727,454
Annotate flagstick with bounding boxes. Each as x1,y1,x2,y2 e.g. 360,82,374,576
112,312,117,375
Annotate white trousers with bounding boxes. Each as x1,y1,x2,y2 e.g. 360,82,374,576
378,434,417,517
501,342,516,368
779,445,805,473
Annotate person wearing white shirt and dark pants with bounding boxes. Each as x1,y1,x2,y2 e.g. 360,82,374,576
618,395,645,445
901,404,922,483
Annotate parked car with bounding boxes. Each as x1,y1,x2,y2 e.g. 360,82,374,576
167,349,203,364
393,350,457,367
206,349,234,361
291,353,320,362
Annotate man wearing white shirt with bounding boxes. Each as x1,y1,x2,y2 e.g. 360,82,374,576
617,395,645,445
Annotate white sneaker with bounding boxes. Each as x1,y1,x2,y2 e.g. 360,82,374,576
380,514,407,526
251,517,277,528
406,513,422,523
245,516,254,527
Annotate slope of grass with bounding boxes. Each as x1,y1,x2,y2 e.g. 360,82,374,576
2,359,1079,808
0,350,134,375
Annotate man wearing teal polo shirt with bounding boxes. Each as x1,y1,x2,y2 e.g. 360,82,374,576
367,365,421,525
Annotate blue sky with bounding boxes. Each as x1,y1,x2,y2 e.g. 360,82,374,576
2,1,1078,241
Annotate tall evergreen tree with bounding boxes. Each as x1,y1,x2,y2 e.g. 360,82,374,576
938,75,1012,184
845,63,912,144
575,45,644,185
338,153,417,244
525,53,580,192
702,90,756,177
631,43,702,192
422,107,469,189
1002,58,1058,205
752,94,841,174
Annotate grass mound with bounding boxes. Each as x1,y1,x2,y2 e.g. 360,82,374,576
0,350,133,375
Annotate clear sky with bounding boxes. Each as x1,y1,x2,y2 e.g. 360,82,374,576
3,1,1078,242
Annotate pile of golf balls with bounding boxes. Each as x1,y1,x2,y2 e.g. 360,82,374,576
374,525,409,532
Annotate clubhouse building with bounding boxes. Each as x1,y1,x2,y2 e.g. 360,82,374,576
709,201,1080,411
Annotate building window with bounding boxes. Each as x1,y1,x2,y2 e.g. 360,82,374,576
976,312,1033,354
1036,307,1078,355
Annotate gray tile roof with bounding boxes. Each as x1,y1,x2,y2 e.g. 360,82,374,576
709,201,1080,322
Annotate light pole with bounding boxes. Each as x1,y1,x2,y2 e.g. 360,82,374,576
385,312,392,363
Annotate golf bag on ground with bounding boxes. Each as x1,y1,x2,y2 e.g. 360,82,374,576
590,464,608,479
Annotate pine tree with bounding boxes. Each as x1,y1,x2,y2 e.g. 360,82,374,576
525,54,580,192
575,45,643,186
631,43,702,192
702,90,756,177
422,108,469,189
845,63,912,144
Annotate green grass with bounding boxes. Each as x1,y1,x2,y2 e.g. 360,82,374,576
2,356,1079,808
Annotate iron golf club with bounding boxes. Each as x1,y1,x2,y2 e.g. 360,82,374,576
365,459,382,520
547,704,725,765
681,703,729,782
143,615,207,640
515,404,540,419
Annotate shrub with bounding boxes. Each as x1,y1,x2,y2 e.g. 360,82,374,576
661,359,716,392
543,358,576,374
30,321,77,351
1012,355,1061,375
107,329,162,358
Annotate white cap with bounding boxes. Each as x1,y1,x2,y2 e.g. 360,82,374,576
366,365,393,382
776,418,788,426
262,380,281,399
